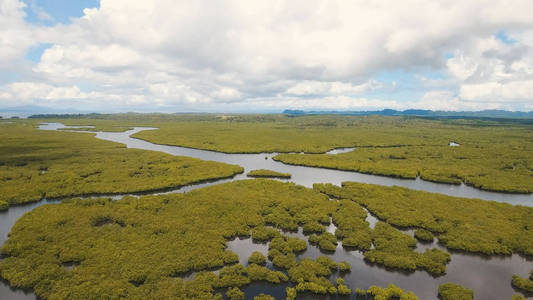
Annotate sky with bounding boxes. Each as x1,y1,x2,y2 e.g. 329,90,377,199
1,0,533,114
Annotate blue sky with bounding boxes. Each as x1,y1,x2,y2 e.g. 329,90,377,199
1,0,533,114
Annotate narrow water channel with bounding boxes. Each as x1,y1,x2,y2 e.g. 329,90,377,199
0,123,531,300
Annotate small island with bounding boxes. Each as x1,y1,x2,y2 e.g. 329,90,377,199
247,169,292,179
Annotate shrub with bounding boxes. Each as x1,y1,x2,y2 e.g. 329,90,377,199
437,282,473,300
226,287,244,300
511,274,533,293
248,251,267,265
414,229,434,242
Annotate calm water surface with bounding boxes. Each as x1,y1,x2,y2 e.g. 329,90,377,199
0,123,531,299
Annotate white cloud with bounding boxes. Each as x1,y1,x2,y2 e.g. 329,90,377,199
285,80,381,96
2,0,533,112
460,80,533,102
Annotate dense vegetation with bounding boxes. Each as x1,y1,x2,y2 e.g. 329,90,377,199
91,114,533,193
414,229,434,242
247,169,291,179
437,282,473,300
314,182,533,256
366,222,450,275
511,271,533,293
356,283,419,300
0,180,356,299
30,114,533,193
0,122,243,209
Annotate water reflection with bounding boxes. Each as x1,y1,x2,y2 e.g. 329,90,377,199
227,226,533,300
326,148,356,155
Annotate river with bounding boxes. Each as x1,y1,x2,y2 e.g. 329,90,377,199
0,123,531,300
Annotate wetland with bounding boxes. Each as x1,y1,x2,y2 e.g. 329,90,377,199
0,115,532,299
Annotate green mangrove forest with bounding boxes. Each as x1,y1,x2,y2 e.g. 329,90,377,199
437,282,474,300
0,122,243,210
123,114,532,193
0,178,454,299
247,169,291,179
1,114,532,299
33,114,533,193
314,182,533,256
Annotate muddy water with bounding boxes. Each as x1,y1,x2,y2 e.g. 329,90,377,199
0,123,531,299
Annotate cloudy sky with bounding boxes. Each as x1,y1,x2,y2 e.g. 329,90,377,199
1,0,533,114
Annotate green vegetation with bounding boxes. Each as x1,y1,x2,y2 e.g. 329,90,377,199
414,229,434,242
251,226,280,242
268,235,307,269
247,169,291,179
248,251,267,265
366,222,450,275
253,294,275,300
332,200,372,250
0,122,243,209
0,200,8,211
338,261,351,272
119,114,533,193
226,287,244,300
0,180,348,299
308,232,337,251
512,294,526,300
358,284,419,300
314,182,533,256
511,271,533,293
215,264,288,287
438,282,473,300
290,258,338,294
285,287,297,300
335,278,351,295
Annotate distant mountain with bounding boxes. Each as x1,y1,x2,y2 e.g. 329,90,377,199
282,109,533,119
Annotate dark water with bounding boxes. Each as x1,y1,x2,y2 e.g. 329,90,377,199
0,123,531,300
227,224,533,300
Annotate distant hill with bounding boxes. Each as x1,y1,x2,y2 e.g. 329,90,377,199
282,109,533,119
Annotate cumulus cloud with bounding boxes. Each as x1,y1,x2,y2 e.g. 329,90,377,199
285,80,381,96
1,0,533,112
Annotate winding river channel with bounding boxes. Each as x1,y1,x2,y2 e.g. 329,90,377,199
0,123,532,299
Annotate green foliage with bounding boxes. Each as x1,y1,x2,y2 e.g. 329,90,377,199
285,287,297,300
248,251,267,265
335,278,351,295
438,282,474,300
308,232,337,251
215,265,250,288
0,200,8,211
367,283,419,300
226,287,245,300
511,274,533,293
247,169,291,179
0,180,330,299
245,264,288,283
512,294,526,300
213,263,289,289
268,235,307,269
365,222,450,275
290,258,336,294
272,120,533,193
338,261,351,272
414,229,434,242
252,226,280,242
0,122,243,209
332,200,372,250
253,294,275,300
314,182,533,256
125,114,533,193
